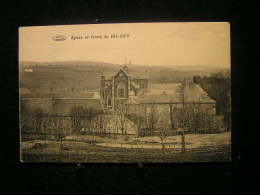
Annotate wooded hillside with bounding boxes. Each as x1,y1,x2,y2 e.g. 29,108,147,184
19,61,228,94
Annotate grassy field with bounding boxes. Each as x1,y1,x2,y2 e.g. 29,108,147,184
21,132,231,163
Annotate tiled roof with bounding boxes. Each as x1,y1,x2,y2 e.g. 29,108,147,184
21,92,98,99
149,83,181,90
147,83,181,95
136,94,181,104
21,98,104,115
135,83,215,104
183,84,214,103
55,98,104,115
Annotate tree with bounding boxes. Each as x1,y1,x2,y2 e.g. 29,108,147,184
178,80,188,152
157,121,169,153
57,117,67,151
176,108,189,153
20,101,29,133
193,71,231,131
117,103,127,134
70,106,83,132
126,113,145,137
69,106,100,134
169,104,175,129
177,80,217,152
146,104,159,136
31,108,45,133
41,117,49,144
224,92,231,131
181,130,186,153
70,106,88,133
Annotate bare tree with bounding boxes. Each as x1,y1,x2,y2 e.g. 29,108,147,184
181,130,186,152
70,106,100,134
20,100,30,133
177,80,217,152
169,104,175,129
146,104,159,136
137,115,145,137
125,113,145,137
70,106,88,133
117,103,127,134
41,117,48,144
189,101,215,132
178,81,188,152
158,127,168,153
31,108,45,134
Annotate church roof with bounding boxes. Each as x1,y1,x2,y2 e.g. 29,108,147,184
103,68,129,78
102,68,149,80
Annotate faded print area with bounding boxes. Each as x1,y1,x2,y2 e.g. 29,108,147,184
19,22,231,163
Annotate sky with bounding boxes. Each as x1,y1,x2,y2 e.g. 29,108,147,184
19,22,230,67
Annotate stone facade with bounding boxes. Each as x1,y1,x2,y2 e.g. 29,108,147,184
100,65,148,109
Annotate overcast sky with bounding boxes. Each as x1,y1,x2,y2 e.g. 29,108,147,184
19,22,230,67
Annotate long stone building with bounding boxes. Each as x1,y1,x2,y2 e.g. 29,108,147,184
100,66,218,132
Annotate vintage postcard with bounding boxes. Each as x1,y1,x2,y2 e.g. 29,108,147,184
19,22,231,163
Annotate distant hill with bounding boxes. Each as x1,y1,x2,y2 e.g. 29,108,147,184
19,61,229,95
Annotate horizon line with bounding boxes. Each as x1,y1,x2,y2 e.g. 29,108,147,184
19,60,230,68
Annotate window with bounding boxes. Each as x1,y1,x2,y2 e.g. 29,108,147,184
107,98,111,106
140,82,144,88
118,89,125,97
117,83,126,98
140,81,146,88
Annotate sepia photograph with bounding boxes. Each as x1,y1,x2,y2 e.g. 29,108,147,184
19,22,231,163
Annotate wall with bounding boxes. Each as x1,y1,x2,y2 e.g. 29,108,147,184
126,102,218,131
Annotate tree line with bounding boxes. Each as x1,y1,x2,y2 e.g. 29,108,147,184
193,70,231,131
20,104,103,137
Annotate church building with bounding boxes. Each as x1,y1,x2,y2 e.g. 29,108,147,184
100,65,148,109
